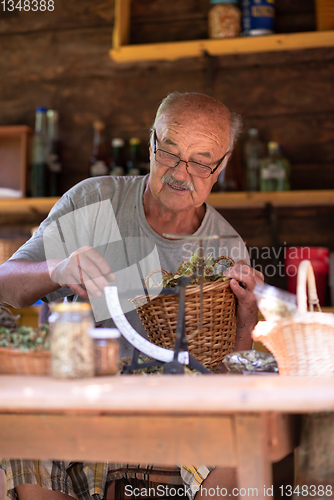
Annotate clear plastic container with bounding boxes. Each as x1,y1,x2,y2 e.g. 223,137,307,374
49,302,95,379
254,282,297,321
208,0,241,38
89,328,120,376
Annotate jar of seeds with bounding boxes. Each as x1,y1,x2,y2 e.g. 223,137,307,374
49,302,95,378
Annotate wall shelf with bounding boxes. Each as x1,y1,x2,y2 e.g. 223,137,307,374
0,191,333,217
110,0,334,63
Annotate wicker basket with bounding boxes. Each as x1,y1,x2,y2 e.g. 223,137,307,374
130,259,237,369
0,347,50,375
252,260,334,376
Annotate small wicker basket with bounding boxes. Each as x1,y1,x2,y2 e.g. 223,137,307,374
0,347,50,375
252,260,334,376
130,258,237,369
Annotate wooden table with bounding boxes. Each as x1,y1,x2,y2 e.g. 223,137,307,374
1,375,334,499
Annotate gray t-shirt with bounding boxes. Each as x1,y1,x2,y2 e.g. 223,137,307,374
11,175,249,357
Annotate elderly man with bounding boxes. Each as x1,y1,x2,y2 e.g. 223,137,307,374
0,92,263,500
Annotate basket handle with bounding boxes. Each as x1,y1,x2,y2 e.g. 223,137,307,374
144,269,169,291
297,260,321,314
213,256,235,268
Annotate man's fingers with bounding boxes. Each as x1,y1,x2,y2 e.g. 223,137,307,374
69,284,89,300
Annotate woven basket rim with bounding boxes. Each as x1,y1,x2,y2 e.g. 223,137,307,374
130,276,231,304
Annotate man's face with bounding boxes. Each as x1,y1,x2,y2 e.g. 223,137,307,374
148,108,230,213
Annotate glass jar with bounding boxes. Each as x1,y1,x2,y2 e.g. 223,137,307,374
208,0,241,39
49,302,95,379
89,328,120,376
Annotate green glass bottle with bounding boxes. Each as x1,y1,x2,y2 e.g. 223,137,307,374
110,138,126,176
126,137,141,176
260,141,290,191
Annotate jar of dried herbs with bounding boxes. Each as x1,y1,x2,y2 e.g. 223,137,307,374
49,302,95,379
208,0,241,38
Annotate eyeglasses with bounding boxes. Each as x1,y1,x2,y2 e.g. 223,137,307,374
153,130,229,179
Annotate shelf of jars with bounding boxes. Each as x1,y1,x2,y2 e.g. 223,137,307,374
109,0,334,63
0,190,333,218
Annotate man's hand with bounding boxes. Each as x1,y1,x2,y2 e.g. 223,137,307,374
223,260,264,350
48,245,115,300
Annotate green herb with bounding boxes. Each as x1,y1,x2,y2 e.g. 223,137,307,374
0,306,50,352
158,253,233,288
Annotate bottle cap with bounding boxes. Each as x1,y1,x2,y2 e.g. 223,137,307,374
210,0,238,4
112,138,125,147
268,141,279,148
46,109,58,120
88,328,121,339
248,128,259,136
93,120,105,131
36,106,47,113
129,137,141,145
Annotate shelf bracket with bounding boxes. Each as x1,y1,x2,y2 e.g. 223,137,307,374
203,50,215,96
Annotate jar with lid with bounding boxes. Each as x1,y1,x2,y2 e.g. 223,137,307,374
89,328,120,376
49,302,95,378
241,0,275,36
208,0,241,39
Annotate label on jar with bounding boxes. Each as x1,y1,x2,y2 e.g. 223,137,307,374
242,0,275,35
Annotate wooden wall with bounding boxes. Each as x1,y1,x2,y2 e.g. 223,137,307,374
1,0,333,192
0,0,334,294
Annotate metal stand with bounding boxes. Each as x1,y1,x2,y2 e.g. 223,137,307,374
123,274,211,375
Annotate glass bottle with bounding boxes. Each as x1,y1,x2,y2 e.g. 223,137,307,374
46,110,62,196
260,141,290,192
89,121,109,177
49,302,95,379
31,107,48,197
244,128,265,191
126,137,141,176
110,138,126,176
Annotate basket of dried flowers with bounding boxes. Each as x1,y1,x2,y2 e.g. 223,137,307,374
0,306,50,375
129,254,237,369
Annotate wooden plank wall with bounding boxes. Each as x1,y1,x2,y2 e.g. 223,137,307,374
0,0,333,294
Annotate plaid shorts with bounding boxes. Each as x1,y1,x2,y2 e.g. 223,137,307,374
1,460,212,500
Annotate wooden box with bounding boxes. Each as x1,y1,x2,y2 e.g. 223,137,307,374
0,125,32,197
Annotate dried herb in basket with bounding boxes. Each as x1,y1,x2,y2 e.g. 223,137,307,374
0,306,50,353
159,252,233,288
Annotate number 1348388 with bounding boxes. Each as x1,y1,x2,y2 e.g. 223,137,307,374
2,0,54,11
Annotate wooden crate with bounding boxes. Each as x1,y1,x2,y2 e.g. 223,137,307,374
0,125,32,197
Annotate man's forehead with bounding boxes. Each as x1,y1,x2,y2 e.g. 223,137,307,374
155,112,229,147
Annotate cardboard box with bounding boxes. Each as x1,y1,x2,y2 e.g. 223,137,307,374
0,125,32,197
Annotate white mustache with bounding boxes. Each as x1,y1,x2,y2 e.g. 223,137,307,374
161,172,195,192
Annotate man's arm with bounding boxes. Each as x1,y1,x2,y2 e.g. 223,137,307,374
0,260,60,308
223,260,264,351
0,246,115,309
